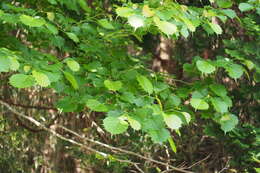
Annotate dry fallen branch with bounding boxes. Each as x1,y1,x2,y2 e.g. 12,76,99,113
0,100,193,173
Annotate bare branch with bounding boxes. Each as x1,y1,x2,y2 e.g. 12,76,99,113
0,100,193,173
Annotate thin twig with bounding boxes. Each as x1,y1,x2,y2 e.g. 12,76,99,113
187,154,211,169
0,100,193,173
57,126,193,173
134,164,145,173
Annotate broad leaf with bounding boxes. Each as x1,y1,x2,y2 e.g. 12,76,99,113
211,97,228,113
190,98,209,110
216,0,233,8
136,75,153,94
209,84,227,97
142,5,154,17
164,113,183,130
9,74,35,88
128,117,141,130
156,21,177,35
63,71,79,89
196,60,216,74
32,71,51,87
66,59,80,72
0,56,10,72
104,80,122,91
209,22,223,34
128,15,145,30
66,32,79,43
103,116,128,134
219,114,238,133
226,64,244,79
239,3,254,12
98,19,115,30
20,15,46,27
86,99,108,112
149,128,170,143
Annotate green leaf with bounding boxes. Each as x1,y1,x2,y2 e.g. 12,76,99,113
116,7,133,17
222,9,237,19
181,112,191,124
63,71,79,89
209,22,223,34
66,32,79,43
164,113,183,130
103,116,128,134
216,0,233,8
156,20,177,35
98,19,115,30
190,98,209,110
196,60,216,74
211,97,228,113
32,71,51,87
86,99,108,112
128,15,145,30
226,64,244,79
168,137,177,153
9,74,35,88
56,97,77,112
149,128,170,143
209,84,227,97
45,23,58,35
136,75,153,94
20,15,46,27
219,114,238,133
239,3,254,12
127,117,141,130
77,0,91,12
66,59,80,72
9,57,20,71
104,80,122,91
167,95,181,107
0,56,10,72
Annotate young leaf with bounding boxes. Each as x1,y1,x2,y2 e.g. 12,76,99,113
209,84,227,97
196,60,216,74
45,23,58,35
20,15,46,27
127,117,141,130
103,116,128,134
156,21,177,35
136,75,153,94
66,32,79,43
239,3,254,12
116,7,133,17
0,56,10,72
149,128,170,143
142,5,154,17
86,99,108,112
226,64,244,79
216,0,233,8
9,74,35,88
220,114,238,133
66,59,80,72
190,98,209,110
104,80,122,91
9,57,20,71
32,71,51,87
209,22,223,34
128,15,145,30
222,9,237,19
63,71,79,89
164,113,183,130
168,137,177,153
211,97,228,113
98,19,115,30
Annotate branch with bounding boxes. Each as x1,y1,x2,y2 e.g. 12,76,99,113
0,100,193,173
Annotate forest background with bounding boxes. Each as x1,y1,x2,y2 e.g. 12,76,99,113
0,0,259,172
